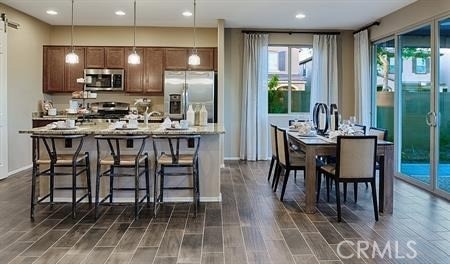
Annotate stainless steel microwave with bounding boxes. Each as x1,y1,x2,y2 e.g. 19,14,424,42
84,69,124,91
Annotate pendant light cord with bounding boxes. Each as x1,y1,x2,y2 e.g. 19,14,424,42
193,0,197,53
133,0,136,51
70,0,74,51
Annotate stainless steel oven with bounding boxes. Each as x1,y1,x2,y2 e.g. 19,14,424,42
84,69,124,91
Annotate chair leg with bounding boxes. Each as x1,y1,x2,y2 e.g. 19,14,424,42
370,180,379,221
280,168,290,201
343,183,347,203
335,179,342,222
109,166,114,203
134,165,139,220
153,163,159,216
50,165,55,206
192,166,197,217
95,163,101,220
268,157,275,182
316,171,322,202
274,167,283,192
72,164,77,219
271,163,279,190
30,164,38,220
85,154,92,205
365,182,369,189
326,176,330,202
294,170,297,183
145,158,150,206
160,166,164,203
354,183,358,203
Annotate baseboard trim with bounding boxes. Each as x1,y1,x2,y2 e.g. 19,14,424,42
224,157,240,161
7,164,32,177
40,193,222,203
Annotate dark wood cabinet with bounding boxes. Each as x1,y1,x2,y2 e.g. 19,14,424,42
165,48,188,70
105,47,125,68
85,47,105,68
125,48,144,93
188,48,215,70
144,48,164,94
64,47,85,92
43,46,66,93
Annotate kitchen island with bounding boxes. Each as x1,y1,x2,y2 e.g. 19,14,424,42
20,123,225,203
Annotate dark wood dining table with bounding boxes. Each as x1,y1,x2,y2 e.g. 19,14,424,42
288,132,394,215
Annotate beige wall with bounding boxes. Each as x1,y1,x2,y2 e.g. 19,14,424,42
0,4,51,173
223,29,355,158
370,0,450,41
49,26,217,47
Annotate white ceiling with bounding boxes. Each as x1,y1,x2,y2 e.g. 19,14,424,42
1,0,417,29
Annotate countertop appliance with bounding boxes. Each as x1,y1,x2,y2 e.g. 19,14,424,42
164,71,216,122
84,69,124,91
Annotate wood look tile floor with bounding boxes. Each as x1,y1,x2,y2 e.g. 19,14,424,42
1,161,450,263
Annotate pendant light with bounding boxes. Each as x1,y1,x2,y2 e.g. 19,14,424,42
188,0,200,66
65,0,79,64
128,0,140,64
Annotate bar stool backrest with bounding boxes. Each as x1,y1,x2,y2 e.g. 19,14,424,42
152,135,201,165
336,136,377,179
270,124,277,159
95,135,148,165
31,134,85,163
275,128,289,167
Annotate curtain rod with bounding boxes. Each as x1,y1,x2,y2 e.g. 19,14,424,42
1,13,20,30
241,30,340,35
353,21,380,35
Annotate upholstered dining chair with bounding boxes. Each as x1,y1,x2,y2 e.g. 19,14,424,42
268,124,278,184
318,136,379,222
273,127,306,201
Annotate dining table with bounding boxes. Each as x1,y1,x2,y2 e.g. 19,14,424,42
287,131,394,215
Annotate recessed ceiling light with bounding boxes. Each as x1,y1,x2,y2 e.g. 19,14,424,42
115,10,126,16
182,11,193,17
46,10,58,15
295,13,306,19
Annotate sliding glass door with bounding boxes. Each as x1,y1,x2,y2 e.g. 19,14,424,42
437,18,450,195
398,25,433,186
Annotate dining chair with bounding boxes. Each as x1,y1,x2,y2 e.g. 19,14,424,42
273,127,306,201
268,124,278,183
353,124,367,135
318,136,379,222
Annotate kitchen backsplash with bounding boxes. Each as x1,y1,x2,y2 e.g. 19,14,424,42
49,93,164,113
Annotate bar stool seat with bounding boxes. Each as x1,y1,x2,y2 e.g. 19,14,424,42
36,153,88,165
30,134,92,220
99,155,147,166
158,154,195,165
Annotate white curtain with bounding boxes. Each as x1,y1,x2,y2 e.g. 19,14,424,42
240,33,269,161
354,29,371,126
0,20,8,178
310,35,338,115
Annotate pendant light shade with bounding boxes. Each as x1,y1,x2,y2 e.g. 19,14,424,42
65,0,79,64
128,0,140,64
188,0,200,66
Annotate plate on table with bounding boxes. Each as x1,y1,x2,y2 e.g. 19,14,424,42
115,127,138,130
166,127,189,130
51,127,78,130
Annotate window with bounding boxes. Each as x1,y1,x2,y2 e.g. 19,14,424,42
413,57,430,74
268,46,312,114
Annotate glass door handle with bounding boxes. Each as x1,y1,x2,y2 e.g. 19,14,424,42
426,111,437,127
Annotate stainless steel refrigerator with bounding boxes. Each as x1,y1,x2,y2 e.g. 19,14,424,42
164,71,216,122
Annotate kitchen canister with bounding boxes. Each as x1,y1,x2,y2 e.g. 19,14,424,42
199,105,208,126
187,104,195,126
194,104,201,126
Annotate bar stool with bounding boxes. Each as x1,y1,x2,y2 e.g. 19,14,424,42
152,135,201,216
30,134,92,220
94,135,150,220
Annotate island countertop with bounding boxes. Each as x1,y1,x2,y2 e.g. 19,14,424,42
19,123,225,135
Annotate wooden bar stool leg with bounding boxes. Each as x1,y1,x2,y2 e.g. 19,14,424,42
30,164,37,220
72,164,77,218
153,163,158,215
50,164,55,207
95,163,101,219
109,166,114,203
196,159,200,208
145,157,150,206
160,166,164,203
134,165,139,220
85,153,92,205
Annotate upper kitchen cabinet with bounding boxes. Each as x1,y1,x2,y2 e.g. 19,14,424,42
64,47,85,92
105,47,125,68
188,48,215,70
125,48,144,93
144,48,164,94
165,48,188,70
43,46,66,93
85,47,105,68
